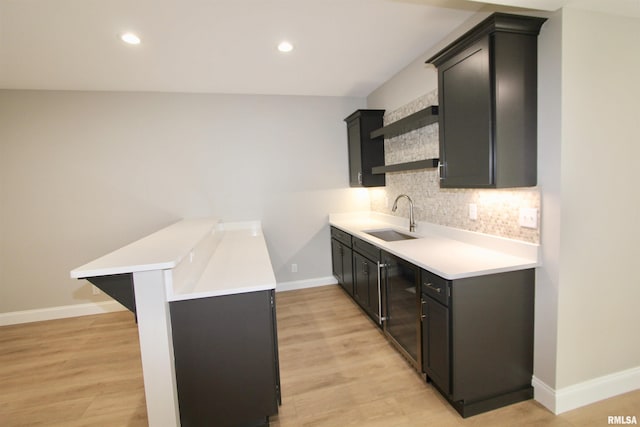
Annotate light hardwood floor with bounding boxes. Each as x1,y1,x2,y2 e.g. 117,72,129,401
1,285,638,426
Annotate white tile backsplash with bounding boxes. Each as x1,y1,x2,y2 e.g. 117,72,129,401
369,91,540,244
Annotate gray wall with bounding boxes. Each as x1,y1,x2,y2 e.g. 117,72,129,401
0,90,368,312
554,7,640,389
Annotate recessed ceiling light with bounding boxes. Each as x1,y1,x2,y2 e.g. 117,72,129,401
277,41,293,53
120,32,141,45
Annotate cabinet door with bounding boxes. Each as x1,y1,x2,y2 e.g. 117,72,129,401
353,251,369,309
366,259,381,325
347,120,363,186
170,290,280,427
353,253,381,325
439,37,493,188
332,239,353,296
422,295,450,394
331,238,343,283
344,110,385,187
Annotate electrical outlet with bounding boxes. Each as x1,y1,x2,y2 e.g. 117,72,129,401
291,263,298,273
469,203,478,221
519,207,538,229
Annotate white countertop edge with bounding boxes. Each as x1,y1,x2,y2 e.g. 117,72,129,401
167,282,276,302
70,217,220,279
70,262,175,279
218,220,263,232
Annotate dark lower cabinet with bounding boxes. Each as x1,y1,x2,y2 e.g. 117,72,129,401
421,268,535,418
329,226,535,418
352,251,381,325
352,236,382,325
331,227,353,296
169,290,281,427
421,294,450,394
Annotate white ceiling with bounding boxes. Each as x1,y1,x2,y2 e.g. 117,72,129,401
0,0,636,97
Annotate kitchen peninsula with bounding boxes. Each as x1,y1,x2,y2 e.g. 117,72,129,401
70,218,280,427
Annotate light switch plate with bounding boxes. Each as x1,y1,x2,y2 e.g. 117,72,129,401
519,207,538,229
469,203,478,221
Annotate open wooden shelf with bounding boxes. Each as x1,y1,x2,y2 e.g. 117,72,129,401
370,105,438,139
372,158,439,174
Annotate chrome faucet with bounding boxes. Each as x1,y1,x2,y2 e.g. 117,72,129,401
392,194,416,232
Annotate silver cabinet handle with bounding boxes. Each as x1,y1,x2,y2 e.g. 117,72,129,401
425,282,441,293
377,262,387,325
438,161,445,180
421,299,426,320
358,171,363,184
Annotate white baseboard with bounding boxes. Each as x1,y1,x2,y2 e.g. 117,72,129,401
276,276,337,292
533,366,640,414
0,300,126,326
0,277,338,325
532,376,559,413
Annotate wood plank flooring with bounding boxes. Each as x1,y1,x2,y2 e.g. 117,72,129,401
1,284,638,426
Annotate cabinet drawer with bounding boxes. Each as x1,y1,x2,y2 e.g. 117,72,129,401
352,237,380,262
331,227,352,247
421,269,450,306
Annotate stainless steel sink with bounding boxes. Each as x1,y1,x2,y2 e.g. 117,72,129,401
364,229,417,242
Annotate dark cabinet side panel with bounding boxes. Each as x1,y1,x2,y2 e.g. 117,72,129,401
451,270,534,403
493,32,538,187
170,290,279,427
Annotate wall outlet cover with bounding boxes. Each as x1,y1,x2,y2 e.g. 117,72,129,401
519,207,538,229
469,203,478,221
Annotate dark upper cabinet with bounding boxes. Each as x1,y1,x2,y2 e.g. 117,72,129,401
344,109,385,187
427,13,546,188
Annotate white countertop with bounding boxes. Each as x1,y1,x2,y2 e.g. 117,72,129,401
70,218,220,279
70,218,276,300
169,224,276,301
330,212,540,280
